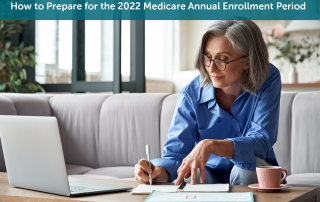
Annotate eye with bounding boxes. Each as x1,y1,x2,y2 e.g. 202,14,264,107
220,56,228,61
205,54,212,59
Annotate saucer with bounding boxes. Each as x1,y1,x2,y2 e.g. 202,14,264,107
248,184,291,192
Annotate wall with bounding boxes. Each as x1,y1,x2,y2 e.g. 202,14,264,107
174,20,320,92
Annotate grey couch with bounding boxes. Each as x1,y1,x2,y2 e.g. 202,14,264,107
0,92,319,198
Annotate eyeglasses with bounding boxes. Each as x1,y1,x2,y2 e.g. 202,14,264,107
203,55,248,71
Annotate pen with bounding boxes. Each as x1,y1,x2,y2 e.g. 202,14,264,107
146,144,152,185
177,182,187,192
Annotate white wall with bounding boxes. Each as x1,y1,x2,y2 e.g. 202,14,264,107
173,20,320,93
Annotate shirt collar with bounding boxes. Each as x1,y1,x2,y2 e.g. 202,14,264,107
199,83,248,120
199,83,215,104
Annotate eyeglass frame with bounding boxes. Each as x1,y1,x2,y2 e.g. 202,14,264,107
203,54,248,71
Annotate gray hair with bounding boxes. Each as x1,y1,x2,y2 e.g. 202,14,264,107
195,20,269,95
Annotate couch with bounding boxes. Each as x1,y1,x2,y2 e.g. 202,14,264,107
0,92,319,199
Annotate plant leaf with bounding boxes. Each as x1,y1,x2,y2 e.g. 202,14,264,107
14,79,21,86
29,53,35,61
19,71,23,80
19,42,24,49
24,46,34,52
5,41,11,49
22,68,27,80
1,52,5,60
35,83,45,93
0,83,5,91
14,58,21,64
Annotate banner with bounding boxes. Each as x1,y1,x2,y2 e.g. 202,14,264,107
1,0,319,20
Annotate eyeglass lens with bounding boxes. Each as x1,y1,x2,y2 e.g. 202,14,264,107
204,56,225,70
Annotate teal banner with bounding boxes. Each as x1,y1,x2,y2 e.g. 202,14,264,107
0,0,319,20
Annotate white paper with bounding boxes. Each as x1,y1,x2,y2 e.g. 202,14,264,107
182,183,229,192
131,184,178,194
131,183,229,195
147,191,252,202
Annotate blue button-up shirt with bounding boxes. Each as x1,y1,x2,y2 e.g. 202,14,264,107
152,64,281,183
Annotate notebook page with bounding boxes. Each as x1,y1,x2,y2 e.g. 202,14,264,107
131,184,178,194
182,183,229,192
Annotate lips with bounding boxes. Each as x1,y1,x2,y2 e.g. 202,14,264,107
211,76,223,80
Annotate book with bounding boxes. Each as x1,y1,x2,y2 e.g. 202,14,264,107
131,182,229,195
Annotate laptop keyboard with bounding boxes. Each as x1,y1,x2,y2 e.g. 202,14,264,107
70,185,100,193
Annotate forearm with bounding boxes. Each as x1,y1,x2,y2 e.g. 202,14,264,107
206,139,235,159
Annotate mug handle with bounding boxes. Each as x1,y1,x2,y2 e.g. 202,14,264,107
279,169,287,185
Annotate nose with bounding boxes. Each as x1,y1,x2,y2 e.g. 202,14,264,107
207,61,218,73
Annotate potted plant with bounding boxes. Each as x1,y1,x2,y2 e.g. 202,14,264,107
0,20,44,93
264,24,320,83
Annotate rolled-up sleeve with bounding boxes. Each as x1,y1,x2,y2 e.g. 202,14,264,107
151,90,198,182
226,68,281,170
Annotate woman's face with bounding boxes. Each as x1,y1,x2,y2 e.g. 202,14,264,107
204,36,249,90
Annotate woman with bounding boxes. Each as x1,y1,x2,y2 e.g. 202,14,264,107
134,20,281,185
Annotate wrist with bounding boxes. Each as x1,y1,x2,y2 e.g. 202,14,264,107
156,166,170,182
205,139,216,155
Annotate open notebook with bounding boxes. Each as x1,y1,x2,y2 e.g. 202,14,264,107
131,183,229,195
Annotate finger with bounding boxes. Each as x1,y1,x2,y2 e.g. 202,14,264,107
199,165,206,184
138,159,152,174
150,162,156,170
135,175,146,184
175,167,189,185
135,176,140,184
151,166,161,179
190,167,197,185
177,159,187,174
184,170,191,179
137,173,149,184
137,168,150,182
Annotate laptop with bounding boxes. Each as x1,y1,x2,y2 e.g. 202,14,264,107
0,115,132,196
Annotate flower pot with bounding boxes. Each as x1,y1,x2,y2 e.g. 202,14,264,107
288,65,298,84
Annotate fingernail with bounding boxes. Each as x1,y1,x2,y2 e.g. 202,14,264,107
200,180,204,184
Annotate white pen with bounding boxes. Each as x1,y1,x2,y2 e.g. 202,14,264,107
145,144,152,185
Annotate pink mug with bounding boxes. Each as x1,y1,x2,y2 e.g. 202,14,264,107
256,166,287,188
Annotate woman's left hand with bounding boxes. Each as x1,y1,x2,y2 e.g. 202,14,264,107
175,139,214,185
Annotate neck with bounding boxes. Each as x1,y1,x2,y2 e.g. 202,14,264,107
216,82,242,101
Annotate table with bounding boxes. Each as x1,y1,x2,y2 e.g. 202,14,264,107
0,173,316,202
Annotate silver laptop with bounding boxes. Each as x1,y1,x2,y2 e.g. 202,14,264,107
0,115,132,196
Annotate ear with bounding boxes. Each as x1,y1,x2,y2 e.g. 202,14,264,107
244,56,250,70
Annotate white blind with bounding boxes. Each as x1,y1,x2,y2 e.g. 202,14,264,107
145,21,164,79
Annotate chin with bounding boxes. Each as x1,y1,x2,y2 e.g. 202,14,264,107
211,80,226,89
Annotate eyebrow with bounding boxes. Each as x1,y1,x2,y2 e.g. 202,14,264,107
204,50,232,56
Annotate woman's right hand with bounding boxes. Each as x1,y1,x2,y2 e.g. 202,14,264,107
134,158,166,184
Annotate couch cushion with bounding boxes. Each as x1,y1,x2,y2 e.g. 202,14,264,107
49,94,110,168
287,173,320,202
291,92,320,174
160,94,179,155
66,164,93,175
0,93,51,116
98,93,169,167
83,166,135,179
0,95,17,115
273,92,296,175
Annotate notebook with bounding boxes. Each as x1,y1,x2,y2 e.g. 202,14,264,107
131,182,229,195
144,190,253,202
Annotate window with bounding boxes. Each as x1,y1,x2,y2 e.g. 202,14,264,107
33,20,146,93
